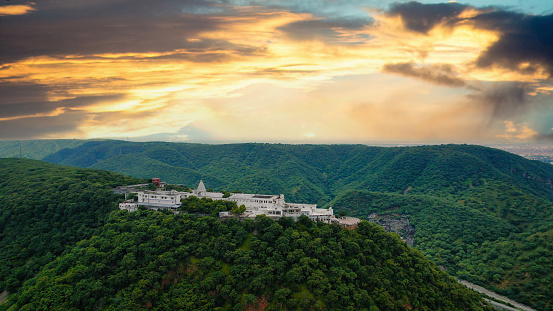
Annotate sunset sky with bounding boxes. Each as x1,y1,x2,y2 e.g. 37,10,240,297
1,0,552,143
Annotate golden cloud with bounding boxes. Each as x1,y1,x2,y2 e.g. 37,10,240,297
496,121,538,140
0,5,35,16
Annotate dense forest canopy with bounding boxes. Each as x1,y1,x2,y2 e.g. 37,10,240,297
332,190,553,309
0,159,144,293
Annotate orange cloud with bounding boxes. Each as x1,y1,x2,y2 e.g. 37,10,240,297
0,5,35,16
496,121,538,140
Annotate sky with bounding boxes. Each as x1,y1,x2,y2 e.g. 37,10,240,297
1,0,552,143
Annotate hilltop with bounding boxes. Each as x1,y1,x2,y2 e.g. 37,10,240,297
0,159,493,310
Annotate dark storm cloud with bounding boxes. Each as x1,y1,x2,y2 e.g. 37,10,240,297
384,2,553,134
385,2,553,77
382,62,466,87
278,17,373,44
0,82,125,118
0,111,88,140
0,82,49,105
472,12,553,76
1,95,126,119
386,1,469,34
0,0,251,64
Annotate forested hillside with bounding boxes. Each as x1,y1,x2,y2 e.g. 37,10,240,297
332,189,553,309
0,159,144,294
2,141,553,309
0,159,494,310
0,139,86,160
32,140,553,205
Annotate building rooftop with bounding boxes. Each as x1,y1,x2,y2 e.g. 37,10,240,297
203,192,224,199
339,217,361,225
252,195,275,199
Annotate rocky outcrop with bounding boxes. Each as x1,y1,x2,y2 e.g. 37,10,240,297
368,213,415,246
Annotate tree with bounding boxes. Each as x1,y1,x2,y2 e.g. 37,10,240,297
231,205,246,216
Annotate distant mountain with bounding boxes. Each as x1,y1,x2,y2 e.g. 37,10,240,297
3,140,553,309
0,139,85,160
0,159,493,310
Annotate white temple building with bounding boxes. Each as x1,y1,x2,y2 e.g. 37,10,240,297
119,180,337,223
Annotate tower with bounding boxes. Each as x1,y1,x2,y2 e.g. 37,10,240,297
196,180,206,197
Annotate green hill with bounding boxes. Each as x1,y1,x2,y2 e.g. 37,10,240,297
0,159,144,293
34,141,553,203
0,159,493,310
4,140,553,203
331,188,553,309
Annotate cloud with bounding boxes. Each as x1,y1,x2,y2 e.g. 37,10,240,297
386,1,469,34
382,62,466,87
535,133,553,141
380,1,553,134
2,0,553,143
0,4,35,16
384,2,553,77
0,112,88,140
462,80,553,142
470,82,529,119
278,17,373,44
0,82,49,105
223,0,375,20
0,82,126,119
0,0,246,64
496,120,537,140
472,12,553,77
187,75,497,142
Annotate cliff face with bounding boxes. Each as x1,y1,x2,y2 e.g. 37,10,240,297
368,213,415,246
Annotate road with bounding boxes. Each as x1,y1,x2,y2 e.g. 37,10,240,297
458,279,536,311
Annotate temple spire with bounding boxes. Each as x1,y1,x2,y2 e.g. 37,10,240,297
197,180,206,193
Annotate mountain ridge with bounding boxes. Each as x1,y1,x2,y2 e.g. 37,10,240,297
22,140,553,204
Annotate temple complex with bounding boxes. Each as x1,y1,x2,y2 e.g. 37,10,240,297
118,180,338,223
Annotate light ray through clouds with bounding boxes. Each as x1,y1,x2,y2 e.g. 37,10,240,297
0,0,552,142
